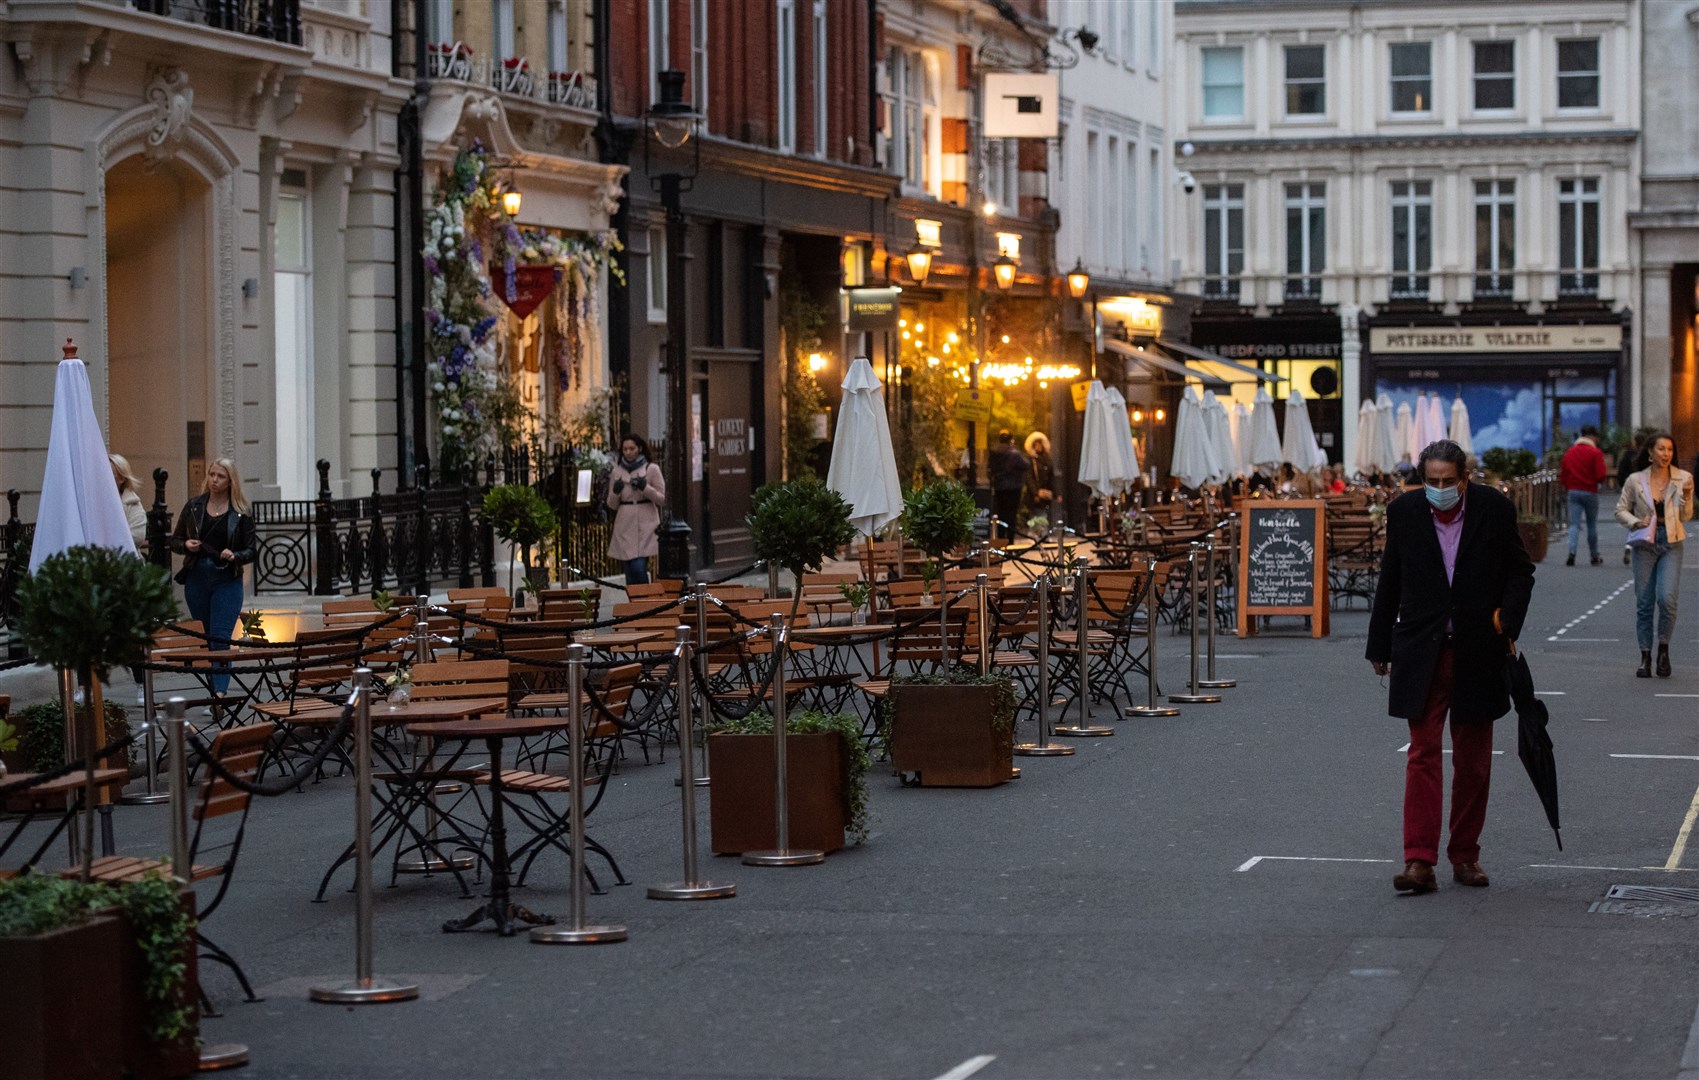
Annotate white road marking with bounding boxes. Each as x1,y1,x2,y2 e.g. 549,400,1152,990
1583,718,1610,722
1546,637,1621,642
935,1056,997,1080
1610,754,1699,761
1666,785,1699,872
1395,743,1504,755
1547,580,1635,640
1534,691,1567,696
1656,694,1699,699
1527,863,1699,873
1235,855,1396,872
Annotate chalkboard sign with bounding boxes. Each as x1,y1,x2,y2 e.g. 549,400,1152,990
1237,499,1329,637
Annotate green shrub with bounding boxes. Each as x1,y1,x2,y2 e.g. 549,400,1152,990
13,700,130,773
16,546,177,681
901,479,978,562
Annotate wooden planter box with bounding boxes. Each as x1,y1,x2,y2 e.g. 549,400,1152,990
1518,520,1550,563
116,889,201,1080
889,683,1013,787
708,733,849,855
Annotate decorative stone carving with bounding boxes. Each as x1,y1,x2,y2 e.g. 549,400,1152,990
144,67,193,166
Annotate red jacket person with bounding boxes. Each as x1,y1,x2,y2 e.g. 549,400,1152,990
1367,439,1535,894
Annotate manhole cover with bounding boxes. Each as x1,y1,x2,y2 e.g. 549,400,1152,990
1606,884,1699,904
1589,900,1699,918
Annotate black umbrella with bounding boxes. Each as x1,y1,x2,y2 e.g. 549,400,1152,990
1506,650,1562,849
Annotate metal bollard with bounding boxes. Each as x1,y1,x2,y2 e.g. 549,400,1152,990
1127,556,1180,717
649,627,735,900
1054,556,1113,737
1169,545,1222,705
743,614,825,866
682,587,710,787
311,672,420,1002
1198,539,1235,689
975,572,991,676
122,667,170,804
533,646,629,942
1015,574,1074,756
164,699,191,882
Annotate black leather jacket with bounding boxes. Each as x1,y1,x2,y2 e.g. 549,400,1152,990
170,494,257,581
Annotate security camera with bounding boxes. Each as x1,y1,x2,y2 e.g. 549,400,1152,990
1176,169,1197,194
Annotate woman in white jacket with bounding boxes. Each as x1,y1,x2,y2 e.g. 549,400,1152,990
1615,433,1694,677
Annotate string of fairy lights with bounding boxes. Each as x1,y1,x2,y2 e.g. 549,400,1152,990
895,317,1082,388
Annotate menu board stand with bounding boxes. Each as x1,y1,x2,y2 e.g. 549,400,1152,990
1236,499,1329,638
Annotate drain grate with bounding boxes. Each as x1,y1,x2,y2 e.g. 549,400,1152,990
1605,884,1699,904
1588,884,1699,918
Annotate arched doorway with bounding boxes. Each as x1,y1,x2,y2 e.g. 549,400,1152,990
104,154,212,497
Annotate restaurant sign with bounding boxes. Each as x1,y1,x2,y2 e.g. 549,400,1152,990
1370,324,1621,355
845,287,902,331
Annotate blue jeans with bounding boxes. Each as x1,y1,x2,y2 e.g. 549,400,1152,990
623,557,651,586
1566,490,1599,559
183,562,244,694
1630,527,1682,651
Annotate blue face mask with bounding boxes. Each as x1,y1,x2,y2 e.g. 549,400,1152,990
1425,483,1461,512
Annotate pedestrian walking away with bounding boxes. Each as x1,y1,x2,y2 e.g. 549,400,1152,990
169,457,256,696
988,429,1029,541
1559,425,1609,565
112,453,150,700
1615,432,1693,679
1367,439,1535,895
606,433,665,587
1025,431,1055,520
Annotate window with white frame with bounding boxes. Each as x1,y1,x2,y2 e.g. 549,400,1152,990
1557,177,1600,295
1202,183,1244,297
646,224,667,323
1284,183,1325,299
1389,180,1432,297
887,46,936,193
425,0,452,44
273,185,314,501
1146,146,1160,272
1389,42,1432,113
547,1,568,73
692,0,709,110
1121,0,1136,64
812,0,827,156
1284,45,1325,115
1086,130,1102,266
1106,135,1122,269
1145,0,1160,71
1473,179,1515,296
1472,41,1514,111
1556,38,1600,109
1123,140,1138,272
1201,47,1244,119
985,138,1018,219
776,0,797,152
493,0,515,59
648,0,668,101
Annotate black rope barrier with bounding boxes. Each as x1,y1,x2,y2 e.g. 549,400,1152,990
436,596,688,634
139,635,402,677
186,701,357,799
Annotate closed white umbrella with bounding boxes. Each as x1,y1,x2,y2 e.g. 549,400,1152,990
825,357,904,539
1412,391,1429,455
1202,390,1237,483
1450,395,1474,455
1396,401,1416,464
1354,399,1377,476
1169,386,1213,490
30,342,137,571
1103,386,1141,491
1312,436,1329,471
1374,393,1402,474
1425,393,1448,448
1280,390,1319,471
1248,387,1283,473
1233,402,1255,476
1078,380,1119,498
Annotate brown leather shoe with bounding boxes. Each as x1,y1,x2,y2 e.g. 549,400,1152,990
1452,862,1490,887
1393,860,1437,894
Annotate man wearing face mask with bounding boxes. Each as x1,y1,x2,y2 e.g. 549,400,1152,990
1367,439,1535,895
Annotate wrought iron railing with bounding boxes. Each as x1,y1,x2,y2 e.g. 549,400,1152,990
129,0,303,46
2,491,38,657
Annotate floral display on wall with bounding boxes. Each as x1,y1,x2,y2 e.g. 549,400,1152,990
422,140,622,480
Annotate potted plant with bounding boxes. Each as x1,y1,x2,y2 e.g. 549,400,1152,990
884,671,1018,787
482,484,559,598
745,478,858,619
384,665,413,706
371,588,395,613
237,609,266,641
837,581,872,625
706,709,869,856
901,479,978,587
5,700,130,810
15,545,176,881
0,716,20,777
1517,512,1550,563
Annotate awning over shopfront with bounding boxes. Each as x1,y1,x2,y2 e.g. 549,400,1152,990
1105,338,1230,391
1156,338,1282,384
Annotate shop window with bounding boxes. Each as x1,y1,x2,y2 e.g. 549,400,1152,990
1557,177,1600,296
1389,180,1432,299
1201,47,1244,119
1473,179,1515,298
1284,45,1325,116
1389,42,1432,114
1284,182,1325,300
1472,41,1514,111
1202,183,1244,298
1557,39,1600,109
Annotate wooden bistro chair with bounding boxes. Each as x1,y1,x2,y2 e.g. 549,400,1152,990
251,627,364,783
625,578,688,602
76,722,274,1014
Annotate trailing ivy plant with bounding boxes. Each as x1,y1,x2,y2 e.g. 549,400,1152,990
878,671,1018,759
746,478,857,618
704,708,871,844
13,700,130,773
0,874,113,938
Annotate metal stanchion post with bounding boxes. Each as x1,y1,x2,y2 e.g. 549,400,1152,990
1198,539,1235,689
680,587,710,787
398,594,474,875
533,646,629,942
649,626,735,900
123,668,169,804
1054,556,1113,737
975,572,991,676
58,668,79,864
1127,556,1179,717
938,575,953,669
1016,574,1074,756
1169,544,1222,705
743,614,825,866
164,699,191,882
311,672,420,1002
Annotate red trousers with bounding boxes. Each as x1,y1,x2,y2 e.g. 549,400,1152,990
1403,644,1495,865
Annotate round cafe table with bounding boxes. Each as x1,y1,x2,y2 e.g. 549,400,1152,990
409,714,570,936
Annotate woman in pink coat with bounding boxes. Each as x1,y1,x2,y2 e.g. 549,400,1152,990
606,433,666,585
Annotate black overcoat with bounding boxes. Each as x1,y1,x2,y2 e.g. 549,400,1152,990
1365,485,1535,723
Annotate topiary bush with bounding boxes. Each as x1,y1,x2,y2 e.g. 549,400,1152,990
901,479,978,570
746,478,857,616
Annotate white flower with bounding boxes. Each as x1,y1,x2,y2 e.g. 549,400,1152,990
433,381,446,392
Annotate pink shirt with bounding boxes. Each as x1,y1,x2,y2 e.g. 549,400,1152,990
1432,492,1465,632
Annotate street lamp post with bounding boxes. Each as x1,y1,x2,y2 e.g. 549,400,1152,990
646,71,702,578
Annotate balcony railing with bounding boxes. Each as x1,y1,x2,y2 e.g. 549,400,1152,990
1473,273,1514,300
1388,274,1430,301
1284,276,1322,302
426,40,597,109
130,0,302,46
1557,271,1600,298
1201,276,1240,301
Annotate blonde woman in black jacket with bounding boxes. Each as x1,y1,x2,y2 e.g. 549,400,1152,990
170,457,257,693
